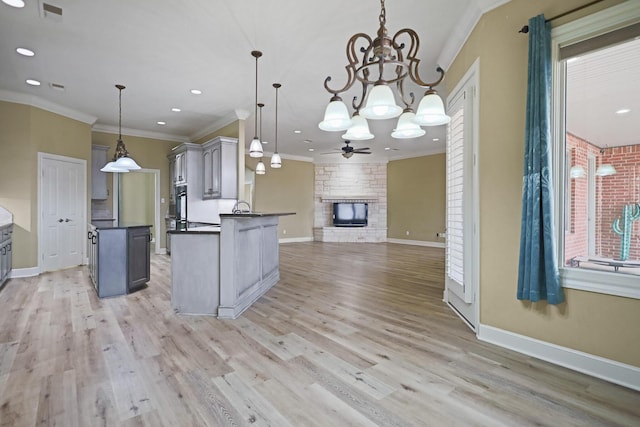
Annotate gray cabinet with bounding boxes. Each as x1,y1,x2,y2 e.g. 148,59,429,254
91,145,109,200
0,224,12,288
202,136,238,199
170,143,201,188
88,224,151,298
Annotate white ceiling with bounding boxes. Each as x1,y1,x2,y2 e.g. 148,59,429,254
566,37,640,148
0,0,511,162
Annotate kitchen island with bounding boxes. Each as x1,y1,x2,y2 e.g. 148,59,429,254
169,212,293,319
88,222,152,298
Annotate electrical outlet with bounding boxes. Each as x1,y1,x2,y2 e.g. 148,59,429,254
283,229,287,235
405,230,410,236
436,232,446,238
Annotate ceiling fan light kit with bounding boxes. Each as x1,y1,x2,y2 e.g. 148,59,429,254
101,84,141,173
319,0,451,142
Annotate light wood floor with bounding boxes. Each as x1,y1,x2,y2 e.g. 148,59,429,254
1,242,638,426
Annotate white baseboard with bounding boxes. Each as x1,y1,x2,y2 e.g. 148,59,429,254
279,237,314,244
9,266,40,279
387,238,445,248
478,324,640,391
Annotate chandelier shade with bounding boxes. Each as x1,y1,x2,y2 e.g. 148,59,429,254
101,84,140,172
320,0,450,140
256,160,266,175
342,112,374,140
360,84,403,120
270,153,282,168
319,96,352,131
414,89,451,126
391,109,425,139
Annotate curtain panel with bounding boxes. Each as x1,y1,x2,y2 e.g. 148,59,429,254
517,14,565,304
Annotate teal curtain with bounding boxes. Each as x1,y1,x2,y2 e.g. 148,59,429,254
517,14,564,304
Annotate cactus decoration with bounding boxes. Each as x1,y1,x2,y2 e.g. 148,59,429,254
612,203,640,261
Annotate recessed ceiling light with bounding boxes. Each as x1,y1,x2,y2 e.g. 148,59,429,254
171,107,181,112
384,147,391,151
190,89,202,95
157,121,166,125
616,108,631,115
261,140,269,144
432,138,440,142
16,47,34,57
294,130,302,134
26,79,41,86
2,0,25,8
308,148,315,152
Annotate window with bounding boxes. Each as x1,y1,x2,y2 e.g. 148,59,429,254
552,2,640,299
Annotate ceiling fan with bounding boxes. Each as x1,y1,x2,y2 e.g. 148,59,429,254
323,141,372,159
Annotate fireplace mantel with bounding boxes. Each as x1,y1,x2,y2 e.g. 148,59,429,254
321,195,378,203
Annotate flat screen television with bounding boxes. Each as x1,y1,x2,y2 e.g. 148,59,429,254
333,202,368,227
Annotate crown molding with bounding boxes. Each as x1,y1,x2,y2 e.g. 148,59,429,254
0,89,97,125
388,146,446,161
250,150,314,163
189,112,241,142
92,123,189,143
437,0,511,71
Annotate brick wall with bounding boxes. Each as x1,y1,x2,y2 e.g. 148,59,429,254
564,133,640,263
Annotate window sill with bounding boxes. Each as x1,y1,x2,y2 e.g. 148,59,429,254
561,268,640,299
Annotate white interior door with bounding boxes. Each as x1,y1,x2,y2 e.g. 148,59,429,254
445,62,479,330
40,153,86,272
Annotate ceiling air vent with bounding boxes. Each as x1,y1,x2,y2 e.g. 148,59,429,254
49,82,65,91
39,1,63,21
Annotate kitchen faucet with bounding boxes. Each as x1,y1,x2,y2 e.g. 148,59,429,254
232,200,251,214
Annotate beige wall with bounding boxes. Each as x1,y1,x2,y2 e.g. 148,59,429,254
246,156,314,239
0,101,92,268
387,154,446,242
446,0,638,366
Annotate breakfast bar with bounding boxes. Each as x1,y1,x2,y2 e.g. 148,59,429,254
169,212,294,319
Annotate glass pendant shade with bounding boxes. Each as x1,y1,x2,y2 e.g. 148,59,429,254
414,91,451,126
342,113,374,140
596,164,616,176
570,165,585,178
256,160,266,175
100,161,129,173
115,156,141,170
249,137,263,157
319,98,352,131
391,110,426,139
270,152,282,168
360,84,402,120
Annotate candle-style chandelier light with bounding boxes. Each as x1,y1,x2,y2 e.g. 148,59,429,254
319,0,451,140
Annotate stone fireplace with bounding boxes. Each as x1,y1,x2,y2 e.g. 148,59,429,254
314,163,387,242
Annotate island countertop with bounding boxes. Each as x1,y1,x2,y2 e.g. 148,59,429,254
219,212,295,218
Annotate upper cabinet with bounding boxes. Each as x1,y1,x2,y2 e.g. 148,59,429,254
168,155,176,203
201,137,238,200
91,145,109,200
170,143,201,187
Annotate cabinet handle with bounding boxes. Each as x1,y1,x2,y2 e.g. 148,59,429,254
7,243,10,252
88,231,92,240
65,218,71,222
1,247,5,255
92,235,97,244
58,218,64,223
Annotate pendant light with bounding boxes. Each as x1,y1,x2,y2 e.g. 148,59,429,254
256,103,266,174
101,84,141,172
271,83,282,168
391,108,425,139
596,147,616,177
249,51,264,158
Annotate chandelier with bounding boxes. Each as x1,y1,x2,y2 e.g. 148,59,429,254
319,0,450,141
101,84,141,172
